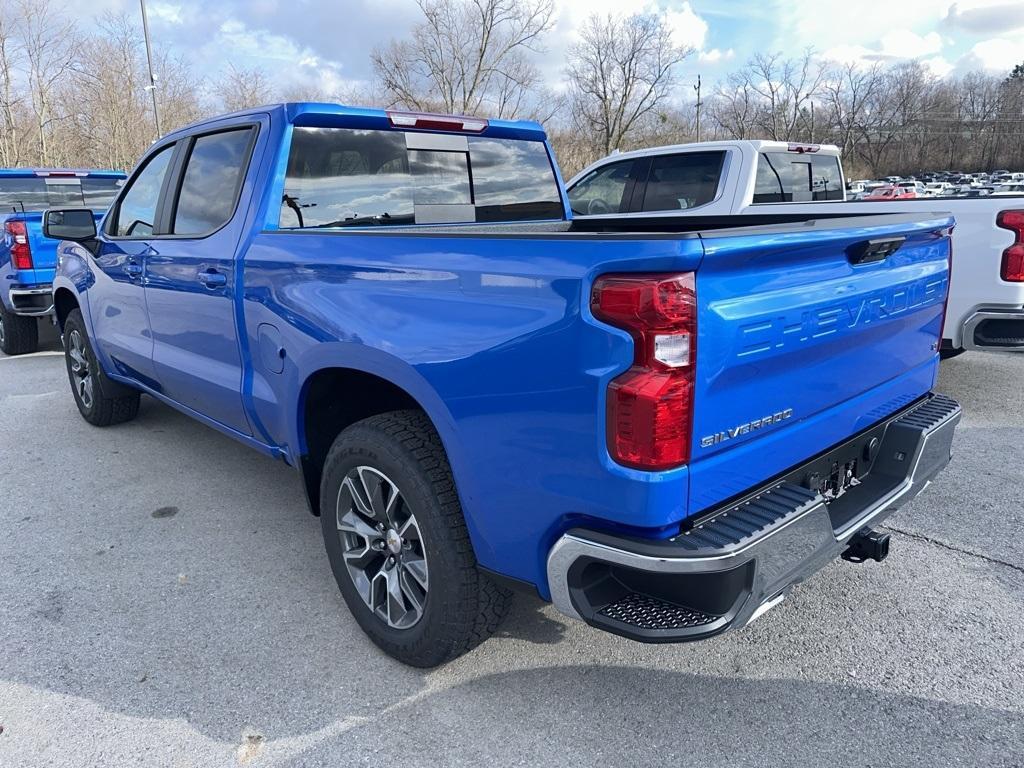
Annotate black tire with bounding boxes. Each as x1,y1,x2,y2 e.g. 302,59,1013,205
0,302,39,356
63,308,141,426
940,347,966,360
320,409,510,667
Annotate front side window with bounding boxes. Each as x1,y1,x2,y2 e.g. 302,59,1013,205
280,127,562,228
567,160,635,216
639,152,724,212
173,128,254,235
113,144,175,237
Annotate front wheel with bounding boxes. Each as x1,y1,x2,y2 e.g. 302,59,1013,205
0,302,38,356
320,410,510,667
63,309,141,426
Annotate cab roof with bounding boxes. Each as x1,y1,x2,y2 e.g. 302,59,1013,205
0,168,126,177
169,102,549,143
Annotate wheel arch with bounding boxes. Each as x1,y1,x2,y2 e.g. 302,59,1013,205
53,286,80,331
294,364,462,521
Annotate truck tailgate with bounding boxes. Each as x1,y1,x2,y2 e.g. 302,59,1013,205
688,213,952,514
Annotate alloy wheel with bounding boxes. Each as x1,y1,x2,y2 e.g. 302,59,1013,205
335,465,428,629
67,329,94,410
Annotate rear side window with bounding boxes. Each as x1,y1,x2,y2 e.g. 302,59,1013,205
753,152,844,204
568,160,635,216
639,152,724,212
173,128,253,235
280,127,562,228
113,144,175,237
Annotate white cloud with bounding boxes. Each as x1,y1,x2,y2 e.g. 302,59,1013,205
698,48,734,64
822,29,944,66
922,55,956,77
663,3,708,51
148,2,184,24
960,35,1024,71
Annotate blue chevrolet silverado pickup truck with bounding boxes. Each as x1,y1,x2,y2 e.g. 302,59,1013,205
0,169,124,355
44,103,961,666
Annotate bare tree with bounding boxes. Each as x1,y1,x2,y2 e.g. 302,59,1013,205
566,12,692,156
706,73,758,139
372,0,554,118
819,61,882,163
0,5,25,166
14,0,78,165
213,63,274,112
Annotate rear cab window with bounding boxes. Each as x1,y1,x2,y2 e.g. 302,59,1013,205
279,127,563,228
0,176,124,213
753,152,844,203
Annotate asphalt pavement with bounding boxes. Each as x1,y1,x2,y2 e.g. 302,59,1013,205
1,322,1022,767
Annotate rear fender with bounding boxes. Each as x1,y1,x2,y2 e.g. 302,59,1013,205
288,344,495,561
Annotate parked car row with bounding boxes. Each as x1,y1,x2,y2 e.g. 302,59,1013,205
847,169,1024,201
0,109,972,669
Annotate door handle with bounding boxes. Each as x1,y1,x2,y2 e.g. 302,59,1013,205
197,269,227,288
123,262,143,278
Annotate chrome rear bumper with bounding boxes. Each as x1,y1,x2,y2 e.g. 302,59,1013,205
8,287,54,317
546,394,962,643
962,307,1024,351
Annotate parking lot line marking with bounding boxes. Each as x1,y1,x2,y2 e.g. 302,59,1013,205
0,351,64,361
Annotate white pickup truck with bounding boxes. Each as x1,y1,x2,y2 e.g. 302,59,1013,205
566,140,1024,355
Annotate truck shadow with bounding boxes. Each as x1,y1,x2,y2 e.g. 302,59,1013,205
282,665,1023,766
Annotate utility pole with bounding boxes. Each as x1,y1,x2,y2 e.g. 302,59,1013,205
809,99,815,143
693,74,702,143
140,0,162,140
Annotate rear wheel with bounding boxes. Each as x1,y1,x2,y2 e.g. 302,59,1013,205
320,410,510,667
63,309,140,426
0,302,39,356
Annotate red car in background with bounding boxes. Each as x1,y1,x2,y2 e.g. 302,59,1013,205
864,185,917,200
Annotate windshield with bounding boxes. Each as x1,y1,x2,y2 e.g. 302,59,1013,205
0,176,123,213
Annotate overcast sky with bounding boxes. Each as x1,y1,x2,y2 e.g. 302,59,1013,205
78,0,1024,97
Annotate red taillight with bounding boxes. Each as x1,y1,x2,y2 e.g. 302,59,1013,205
387,111,488,133
5,220,32,270
592,273,696,470
997,210,1024,282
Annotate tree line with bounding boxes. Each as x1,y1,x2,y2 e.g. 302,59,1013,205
1,0,1022,179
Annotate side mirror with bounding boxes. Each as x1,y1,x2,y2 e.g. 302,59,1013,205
43,208,97,242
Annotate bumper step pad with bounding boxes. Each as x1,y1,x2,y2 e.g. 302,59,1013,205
599,592,719,630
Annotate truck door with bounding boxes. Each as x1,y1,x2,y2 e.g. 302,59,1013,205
142,124,258,435
89,143,177,384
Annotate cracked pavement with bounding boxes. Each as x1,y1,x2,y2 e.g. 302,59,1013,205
1,325,1022,767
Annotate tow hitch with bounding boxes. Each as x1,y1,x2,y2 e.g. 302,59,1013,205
842,528,890,563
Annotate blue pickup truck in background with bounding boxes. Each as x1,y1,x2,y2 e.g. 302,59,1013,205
0,168,125,355
43,103,961,666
